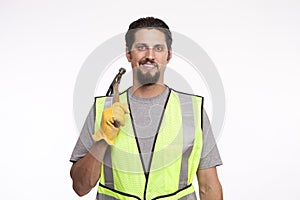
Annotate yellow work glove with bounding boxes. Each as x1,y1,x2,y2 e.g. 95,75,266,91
92,102,130,145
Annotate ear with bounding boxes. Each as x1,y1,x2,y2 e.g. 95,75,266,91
167,49,172,63
126,47,131,62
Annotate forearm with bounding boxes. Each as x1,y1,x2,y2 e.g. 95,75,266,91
70,140,108,196
199,181,223,200
197,167,223,200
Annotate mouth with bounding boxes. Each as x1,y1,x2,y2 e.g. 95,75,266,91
139,61,158,71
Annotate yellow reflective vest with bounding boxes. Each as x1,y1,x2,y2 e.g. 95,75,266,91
94,89,203,200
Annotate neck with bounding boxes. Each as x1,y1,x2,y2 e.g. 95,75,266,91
131,83,167,98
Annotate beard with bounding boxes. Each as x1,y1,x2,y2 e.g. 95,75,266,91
137,68,160,86
136,58,160,86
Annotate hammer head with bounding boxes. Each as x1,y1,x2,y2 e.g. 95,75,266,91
119,68,126,75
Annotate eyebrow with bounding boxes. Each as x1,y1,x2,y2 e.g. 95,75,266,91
134,43,165,47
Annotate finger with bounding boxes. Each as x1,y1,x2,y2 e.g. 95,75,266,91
112,115,125,126
112,120,121,128
120,103,130,114
113,102,130,114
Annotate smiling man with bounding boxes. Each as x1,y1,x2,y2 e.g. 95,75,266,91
129,28,170,97
70,17,223,200
130,28,169,88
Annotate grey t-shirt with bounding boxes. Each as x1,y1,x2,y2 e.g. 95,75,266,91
70,88,222,170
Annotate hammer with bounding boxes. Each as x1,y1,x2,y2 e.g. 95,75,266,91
107,68,126,127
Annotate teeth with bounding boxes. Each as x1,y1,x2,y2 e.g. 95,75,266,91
140,64,156,69
144,64,154,67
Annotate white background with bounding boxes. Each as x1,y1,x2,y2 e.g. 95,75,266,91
1,0,300,199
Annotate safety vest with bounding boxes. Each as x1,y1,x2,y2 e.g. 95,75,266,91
94,88,203,200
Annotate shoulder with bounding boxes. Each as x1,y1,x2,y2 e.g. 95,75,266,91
169,87,204,99
94,88,129,100
94,88,129,105
94,95,113,103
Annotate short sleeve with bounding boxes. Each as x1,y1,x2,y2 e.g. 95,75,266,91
70,104,96,162
198,108,223,169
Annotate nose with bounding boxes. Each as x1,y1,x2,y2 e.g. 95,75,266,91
145,48,155,60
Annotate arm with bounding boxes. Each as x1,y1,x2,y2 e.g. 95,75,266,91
70,140,108,196
197,167,223,200
70,102,129,196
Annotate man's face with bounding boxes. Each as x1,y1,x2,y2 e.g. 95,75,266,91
126,29,172,86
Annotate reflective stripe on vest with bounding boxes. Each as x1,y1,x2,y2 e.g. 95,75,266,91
94,89,203,200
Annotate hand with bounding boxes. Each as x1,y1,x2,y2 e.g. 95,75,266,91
92,102,130,145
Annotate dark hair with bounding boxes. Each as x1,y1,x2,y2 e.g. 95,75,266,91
125,17,172,51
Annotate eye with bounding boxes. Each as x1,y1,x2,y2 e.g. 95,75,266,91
136,45,146,51
154,45,164,52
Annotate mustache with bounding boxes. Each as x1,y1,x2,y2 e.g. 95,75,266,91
139,58,158,67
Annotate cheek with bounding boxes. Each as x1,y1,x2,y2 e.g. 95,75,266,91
130,52,143,61
131,57,140,63
157,55,169,64
130,55,141,67
132,55,148,66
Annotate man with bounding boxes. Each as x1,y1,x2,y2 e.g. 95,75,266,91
70,17,223,199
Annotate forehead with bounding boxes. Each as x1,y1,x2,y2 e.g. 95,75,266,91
133,29,166,46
